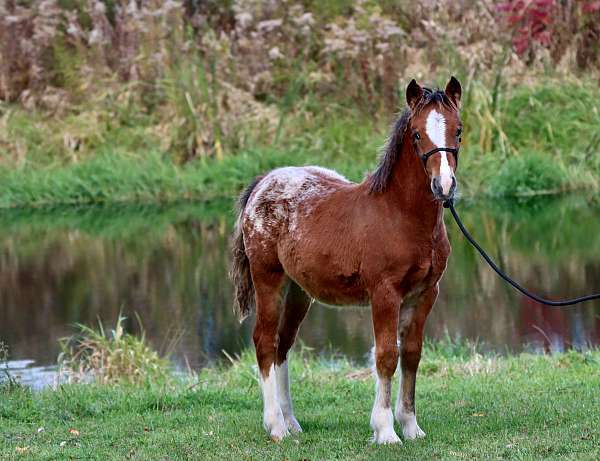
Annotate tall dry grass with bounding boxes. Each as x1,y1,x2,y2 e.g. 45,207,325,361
0,0,598,165
58,314,170,385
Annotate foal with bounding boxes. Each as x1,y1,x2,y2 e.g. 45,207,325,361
231,77,462,444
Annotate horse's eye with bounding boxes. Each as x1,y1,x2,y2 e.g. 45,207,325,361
414,132,421,141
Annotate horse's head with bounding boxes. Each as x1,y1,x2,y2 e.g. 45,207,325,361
406,77,462,202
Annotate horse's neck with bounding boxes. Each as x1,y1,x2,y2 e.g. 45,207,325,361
384,140,444,233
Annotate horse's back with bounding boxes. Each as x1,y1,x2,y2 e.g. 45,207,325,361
242,165,352,240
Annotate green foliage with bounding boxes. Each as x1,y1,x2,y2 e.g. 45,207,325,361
488,153,566,197
422,332,481,362
50,36,84,97
160,42,225,161
501,82,600,156
0,81,599,207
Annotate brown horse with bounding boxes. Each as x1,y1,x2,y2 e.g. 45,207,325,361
231,77,462,444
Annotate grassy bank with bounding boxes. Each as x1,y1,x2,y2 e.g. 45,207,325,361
1,80,599,209
2,1,600,209
1,348,599,460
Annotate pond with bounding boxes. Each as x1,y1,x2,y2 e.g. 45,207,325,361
1,195,599,388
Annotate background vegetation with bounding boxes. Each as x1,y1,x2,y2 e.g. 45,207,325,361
1,0,599,207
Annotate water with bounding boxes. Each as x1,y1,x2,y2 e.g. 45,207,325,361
1,196,599,387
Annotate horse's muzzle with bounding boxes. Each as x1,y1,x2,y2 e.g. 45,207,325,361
431,176,457,201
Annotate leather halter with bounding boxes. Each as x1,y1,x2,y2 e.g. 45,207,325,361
419,146,459,165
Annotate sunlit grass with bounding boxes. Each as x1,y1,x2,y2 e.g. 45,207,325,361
1,343,599,459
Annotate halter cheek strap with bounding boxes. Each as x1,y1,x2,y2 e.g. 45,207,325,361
420,147,459,164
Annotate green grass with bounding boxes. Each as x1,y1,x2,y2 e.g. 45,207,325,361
1,349,599,460
0,80,599,209
0,134,379,209
0,149,298,208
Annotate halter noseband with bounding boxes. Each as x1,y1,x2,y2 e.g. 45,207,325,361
420,146,459,165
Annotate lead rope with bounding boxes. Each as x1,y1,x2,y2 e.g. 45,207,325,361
443,199,600,307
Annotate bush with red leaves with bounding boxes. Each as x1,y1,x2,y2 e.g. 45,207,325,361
497,0,600,68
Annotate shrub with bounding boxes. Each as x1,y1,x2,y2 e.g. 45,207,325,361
497,0,600,69
58,315,170,385
488,153,566,197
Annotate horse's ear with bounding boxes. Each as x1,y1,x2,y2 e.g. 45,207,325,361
445,76,462,107
406,79,423,110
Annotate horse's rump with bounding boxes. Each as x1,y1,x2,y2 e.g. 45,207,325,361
243,166,351,241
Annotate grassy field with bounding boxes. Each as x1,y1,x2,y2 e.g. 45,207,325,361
1,80,599,209
2,348,599,460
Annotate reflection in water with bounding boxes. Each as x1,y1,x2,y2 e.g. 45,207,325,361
0,196,599,372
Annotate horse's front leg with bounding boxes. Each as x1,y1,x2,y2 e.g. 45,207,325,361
370,285,402,444
395,285,437,440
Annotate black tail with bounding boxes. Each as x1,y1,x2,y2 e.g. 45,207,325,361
230,176,263,322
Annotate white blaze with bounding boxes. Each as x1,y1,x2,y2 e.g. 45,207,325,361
426,109,453,195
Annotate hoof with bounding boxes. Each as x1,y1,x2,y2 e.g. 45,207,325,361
396,412,426,440
402,423,426,440
372,429,402,445
264,413,290,442
284,415,303,433
268,424,290,442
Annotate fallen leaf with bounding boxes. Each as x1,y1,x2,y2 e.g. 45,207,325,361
59,441,67,448
69,428,80,436
16,446,30,453
37,427,45,433
471,412,486,417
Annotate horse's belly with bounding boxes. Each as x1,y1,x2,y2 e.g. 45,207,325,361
303,279,368,306
300,280,368,306
281,255,369,306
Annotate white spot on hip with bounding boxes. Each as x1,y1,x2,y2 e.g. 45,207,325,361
244,166,349,239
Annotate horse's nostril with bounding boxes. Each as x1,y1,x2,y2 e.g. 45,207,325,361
450,176,457,193
432,177,442,194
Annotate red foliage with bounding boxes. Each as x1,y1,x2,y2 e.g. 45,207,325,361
497,0,600,59
497,0,555,55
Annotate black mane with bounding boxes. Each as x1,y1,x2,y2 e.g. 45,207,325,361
367,88,454,194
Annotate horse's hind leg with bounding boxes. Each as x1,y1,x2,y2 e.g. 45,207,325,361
252,265,288,441
276,281,312,433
